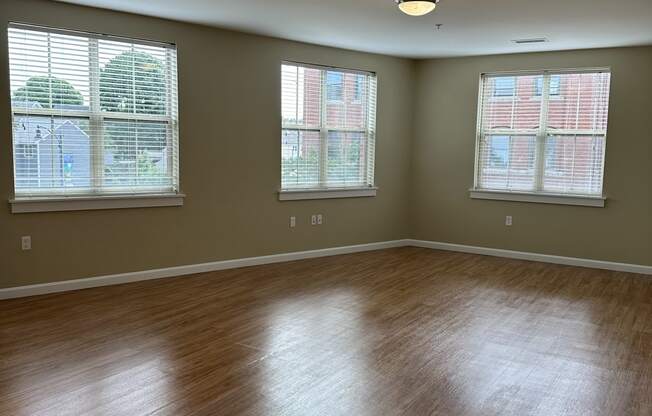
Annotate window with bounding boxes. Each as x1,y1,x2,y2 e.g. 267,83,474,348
17,144,37,160
326,72,344,102
8,23,179,201
493,77,516,97
353,74,365,102
474,70,611,200
535,75,561,96
280,62,377,195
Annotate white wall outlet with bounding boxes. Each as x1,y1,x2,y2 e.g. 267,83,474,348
505,216,513,226
311,215,317,226
289,216,296,228
21,236,31,250
317,214,323,225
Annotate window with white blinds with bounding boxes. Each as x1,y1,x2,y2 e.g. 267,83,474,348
281,62,377,190
8,23,179,198
474,70,611,197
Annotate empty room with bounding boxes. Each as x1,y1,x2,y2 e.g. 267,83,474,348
1,0,651,415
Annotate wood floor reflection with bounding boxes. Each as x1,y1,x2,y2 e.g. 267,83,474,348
1,247,651,415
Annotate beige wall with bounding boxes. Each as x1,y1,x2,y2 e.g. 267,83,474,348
0,0,415,288
1,1,650,290
412,47,652,266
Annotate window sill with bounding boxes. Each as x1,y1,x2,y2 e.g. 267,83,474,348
469,189,605,207
10,193,185,213
279,187,378,201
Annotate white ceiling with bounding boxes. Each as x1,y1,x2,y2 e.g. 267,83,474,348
55,0,652,58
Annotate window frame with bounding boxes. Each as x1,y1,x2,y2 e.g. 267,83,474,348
471,68,611,207
7,23,182,213
279,61,378,200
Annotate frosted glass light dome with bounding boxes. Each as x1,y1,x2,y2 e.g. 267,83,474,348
397,1,439,16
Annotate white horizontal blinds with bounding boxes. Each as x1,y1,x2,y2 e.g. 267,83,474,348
478,74,541,191
8,24,179,197
281,64,322,188
281,62,377,189
476,70,611,196
543,72,610,194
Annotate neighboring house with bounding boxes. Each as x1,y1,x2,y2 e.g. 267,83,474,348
13,101,91,190
13,101,169,190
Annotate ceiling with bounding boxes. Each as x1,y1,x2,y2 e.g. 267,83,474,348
55,0,652,58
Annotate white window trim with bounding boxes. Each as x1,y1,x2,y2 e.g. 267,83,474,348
280,61,377,199
472,68,610,205
278,186,377,201
8,23,180,211
469,189,605,207
10,193,185,213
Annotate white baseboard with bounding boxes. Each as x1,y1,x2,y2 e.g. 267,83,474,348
2,238,649,300
0,240,409,300
408,240,652,275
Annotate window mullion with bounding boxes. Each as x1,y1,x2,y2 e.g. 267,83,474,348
534,73,551,192
89,38,103,192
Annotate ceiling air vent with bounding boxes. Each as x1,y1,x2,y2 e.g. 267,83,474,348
512,38,548,44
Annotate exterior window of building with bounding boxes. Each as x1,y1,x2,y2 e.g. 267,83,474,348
326,71,344,102
493,76,516,97
18,143,37,159
353,74,365,102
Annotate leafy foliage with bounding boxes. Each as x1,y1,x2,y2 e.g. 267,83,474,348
99,51,168,182
13,76,83,108
99,51,166,115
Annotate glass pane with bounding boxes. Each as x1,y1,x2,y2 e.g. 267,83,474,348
103,120,171,189
327,132,366,186
543,135,605,195
479,135,536,191
9,28,90,111
13,115,91,192
281,129,321,188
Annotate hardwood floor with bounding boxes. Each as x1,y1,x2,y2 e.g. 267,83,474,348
1,247,651,416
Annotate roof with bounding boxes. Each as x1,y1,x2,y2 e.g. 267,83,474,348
13,101,90,145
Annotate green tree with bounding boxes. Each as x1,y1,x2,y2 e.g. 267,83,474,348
13,76,83,108
99,51,167,182
99,51,166,115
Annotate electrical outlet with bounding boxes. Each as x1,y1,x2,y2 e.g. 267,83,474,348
21,236,31,250
289,216,296,228
317,214,323,225
311,215,317,226
505,216,513,226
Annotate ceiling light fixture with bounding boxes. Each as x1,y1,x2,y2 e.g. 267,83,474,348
396,0,440,17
